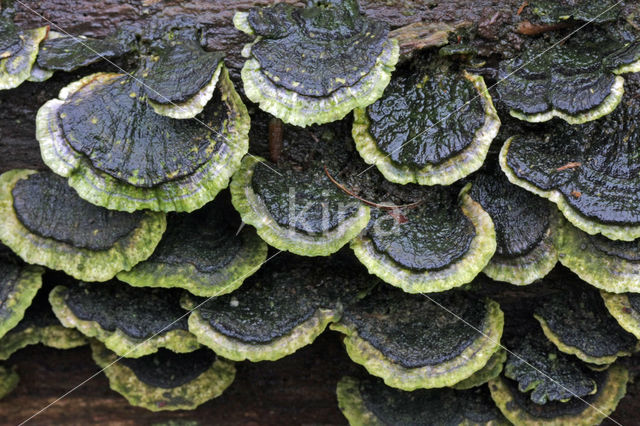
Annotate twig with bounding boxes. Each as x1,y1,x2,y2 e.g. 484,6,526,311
517,20,570,35
323,166,422,210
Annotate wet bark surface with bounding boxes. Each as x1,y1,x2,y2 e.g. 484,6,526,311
1,0,640,424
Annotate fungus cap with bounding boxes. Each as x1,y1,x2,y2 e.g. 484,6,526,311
0,170,166,281
91,341,235,411
331,287,504,391
234,0,399,126
36,66,249,212
352,69,500,186
49,281,199,358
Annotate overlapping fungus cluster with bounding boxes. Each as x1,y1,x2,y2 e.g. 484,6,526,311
1,0,640,423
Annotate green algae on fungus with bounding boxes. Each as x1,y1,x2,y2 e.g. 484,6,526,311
503,329,597,404
50,281,199,358
36,65,249,213
0,285,86,361
490,364,629,426
470,169,559,286
497,33,640,124
453,349,507,391
0,245,43,340
531,0,620,24
0,365,18,400
234,0,398,127
337,376,508,426
602,292,640,340
186,253,374,362
351,184,495,293
91,341,235,411
0,15,48,90
231,156,370,257
534,283,638,365
0,170,166,282
352,68,500,186
558,220,640,293
330,286,504,391
500,96,640,241
118,197,267,297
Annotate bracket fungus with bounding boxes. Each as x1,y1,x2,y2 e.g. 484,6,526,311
118,198,267,297
0,170,166,282
500,95,640,241
234,0,399,127
602,292,640,340
49,281,199,358
470,169,559,286
0,285,86,361
36,61,249,213
330,286,504,391
534,282,639,365
503,329,598,404
231,121,370,257
184,254,372,362
351,183,496,293
33,30,132,81
352,65,500,186
530,0,621,24
0,14,48,90
337,376,508,426
0,365,18,400
0,243,43,339
91,341,235,412
490,364,629,425
558,221,640,293
231,156,370,257
497,33,640,124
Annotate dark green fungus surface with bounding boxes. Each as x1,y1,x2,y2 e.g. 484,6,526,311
50,281,199,358
118,197,267,297
121,348,215,389
13,172,144,251
37,65,249,212
36,31,130,73
0,245,43,339
331,286,503,390
490,365,628,425
471,169,558,285
500,96,640,241
353,67,499,185
0,284,86,360
230,124,370,256
337,376,507,426
142,38,224,105
497,33,640,124
351,184,496,293
602,292,640,339
187,254,373,361
247,0,387,96
558,220,640,293
235,0,398,126
531,0,620,23
503,329,597,404
0,18,23,58
0,16,48,90
0,170,166,282
534,282,638,364
92,342,235,411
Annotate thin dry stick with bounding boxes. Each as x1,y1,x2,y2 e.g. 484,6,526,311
323,166,422,210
